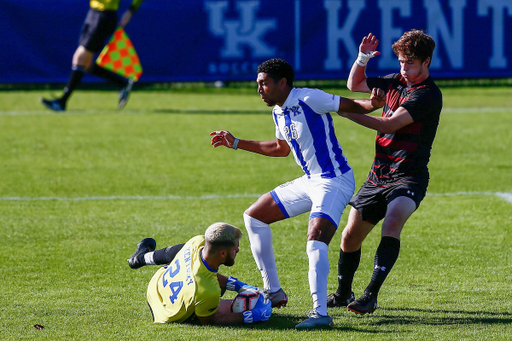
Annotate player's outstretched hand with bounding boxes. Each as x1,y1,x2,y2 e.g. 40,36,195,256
243,294,272,323
360,33,381,56
210,130,236,149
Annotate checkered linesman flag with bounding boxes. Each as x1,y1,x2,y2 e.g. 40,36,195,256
96,27,143,81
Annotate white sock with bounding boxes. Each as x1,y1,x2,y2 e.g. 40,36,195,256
144,251,155,265
307,240,329,316
243,213,281,292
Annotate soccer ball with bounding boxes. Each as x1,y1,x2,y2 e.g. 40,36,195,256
231,290,260,313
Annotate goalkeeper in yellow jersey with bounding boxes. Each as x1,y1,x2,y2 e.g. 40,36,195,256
127,222,273,325
41,0,145,111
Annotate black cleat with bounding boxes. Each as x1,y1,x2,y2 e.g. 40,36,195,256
347,291,378,315
118,78,134,109
327,291,355,308
128,238,156,269
40,98,66,111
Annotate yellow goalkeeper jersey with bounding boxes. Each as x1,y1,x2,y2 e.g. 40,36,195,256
147,236,222,323
90,0,145,12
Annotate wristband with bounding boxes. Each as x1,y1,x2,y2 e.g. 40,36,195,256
232,138,239,150
242,311,254,324
226,276,245,292
356,51,377,67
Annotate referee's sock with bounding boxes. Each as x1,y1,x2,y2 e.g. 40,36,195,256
89,64,128,88
365,236,400,295
60,65,85,104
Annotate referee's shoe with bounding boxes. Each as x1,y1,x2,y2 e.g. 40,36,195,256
118,78,134,109
41,98,65,112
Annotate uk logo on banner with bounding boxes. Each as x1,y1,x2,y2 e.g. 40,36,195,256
204,0,277,75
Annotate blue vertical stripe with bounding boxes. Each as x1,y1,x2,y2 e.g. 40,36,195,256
283,111,310,176
299,101,334,174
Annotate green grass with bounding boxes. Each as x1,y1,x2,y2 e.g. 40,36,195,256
0,87,511,340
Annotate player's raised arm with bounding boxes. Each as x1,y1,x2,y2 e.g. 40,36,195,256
210,130,290,157
337,88,386,116
347,33,381,93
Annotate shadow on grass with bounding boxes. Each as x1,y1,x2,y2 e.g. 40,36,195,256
206,307,512,332
205,315,389,333
366,306,512,326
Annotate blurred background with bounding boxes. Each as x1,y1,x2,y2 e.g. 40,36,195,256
1,0,511,86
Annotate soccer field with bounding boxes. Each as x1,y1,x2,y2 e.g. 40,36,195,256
0,87,511,340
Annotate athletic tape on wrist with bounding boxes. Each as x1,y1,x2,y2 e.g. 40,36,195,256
232,138,239,150
356,51,377,67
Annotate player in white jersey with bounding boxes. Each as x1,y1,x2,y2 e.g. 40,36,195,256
210,58,384,329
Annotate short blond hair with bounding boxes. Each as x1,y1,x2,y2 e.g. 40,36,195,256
205,222,242,248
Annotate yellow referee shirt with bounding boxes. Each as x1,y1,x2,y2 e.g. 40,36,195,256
147,236,222,323
90,0,145,12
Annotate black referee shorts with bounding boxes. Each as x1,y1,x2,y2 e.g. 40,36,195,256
79,8,117,53
349,180,427,225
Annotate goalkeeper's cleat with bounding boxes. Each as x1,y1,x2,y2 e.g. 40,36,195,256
347,291,378,315
326,291,355,308
118,78,134,109
295,310,333,329
128,238,156,269
40,98,66,112
266,288,288,308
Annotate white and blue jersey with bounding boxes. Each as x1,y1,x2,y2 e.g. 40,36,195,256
269,88,355,227
272,88,351,179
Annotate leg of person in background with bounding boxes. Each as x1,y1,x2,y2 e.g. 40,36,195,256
41,45,133,111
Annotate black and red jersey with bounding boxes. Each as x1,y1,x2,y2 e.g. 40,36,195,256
366,73,443,187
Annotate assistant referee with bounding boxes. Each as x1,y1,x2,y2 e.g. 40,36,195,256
41,0,145,111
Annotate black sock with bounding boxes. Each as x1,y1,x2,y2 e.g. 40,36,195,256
365,236,401,295
60,65,85,103
153,243,186,265
336,247,361,296
88,64,128,88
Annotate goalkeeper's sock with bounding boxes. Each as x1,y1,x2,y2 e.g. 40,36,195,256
60,65,85,103
365,236,400,295
307,240,329,316
88,64,128,88
243,213,281,293
152,243,185,265
143,252,155,265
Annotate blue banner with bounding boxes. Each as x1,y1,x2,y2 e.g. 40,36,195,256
1,0,511,83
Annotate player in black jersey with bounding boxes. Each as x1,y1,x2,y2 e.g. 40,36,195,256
328,30,442,315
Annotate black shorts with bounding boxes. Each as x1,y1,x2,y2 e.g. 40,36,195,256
79,8,117,53
349,180,427,225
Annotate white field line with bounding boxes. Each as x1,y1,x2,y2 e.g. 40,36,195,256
0,192,511,204
0,107,511,117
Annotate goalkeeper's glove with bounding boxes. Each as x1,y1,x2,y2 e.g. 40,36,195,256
226,276,258,293
242,295,272,324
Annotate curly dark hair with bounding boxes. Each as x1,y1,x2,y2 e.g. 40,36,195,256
257,58,295,88
392,29,436,66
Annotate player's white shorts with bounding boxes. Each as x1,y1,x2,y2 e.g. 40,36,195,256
270,170,355,228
